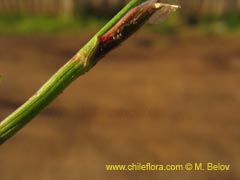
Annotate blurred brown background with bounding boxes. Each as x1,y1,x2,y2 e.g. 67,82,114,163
0,0,240,180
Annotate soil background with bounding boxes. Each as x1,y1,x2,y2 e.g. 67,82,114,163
0,30,240,180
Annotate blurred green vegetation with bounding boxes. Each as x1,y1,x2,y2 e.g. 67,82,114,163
0,14,107,34
0,12,239,35
149,11,240,35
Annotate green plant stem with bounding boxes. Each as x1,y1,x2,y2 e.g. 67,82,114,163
0,0,146,145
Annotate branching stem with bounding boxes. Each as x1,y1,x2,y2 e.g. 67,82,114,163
0,0,146,145
0,0,179,145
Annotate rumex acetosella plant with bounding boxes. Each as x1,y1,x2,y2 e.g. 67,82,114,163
0,0,180,145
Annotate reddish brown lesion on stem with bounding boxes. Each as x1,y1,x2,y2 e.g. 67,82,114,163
92,1,179,64
96,1,159,59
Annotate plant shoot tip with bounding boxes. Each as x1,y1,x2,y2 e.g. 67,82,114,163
154,3,181,10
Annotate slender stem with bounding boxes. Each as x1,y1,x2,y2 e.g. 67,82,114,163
0,0,146,145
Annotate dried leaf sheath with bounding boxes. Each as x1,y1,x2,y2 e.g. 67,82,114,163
96,1,180,58
97,1,157,58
